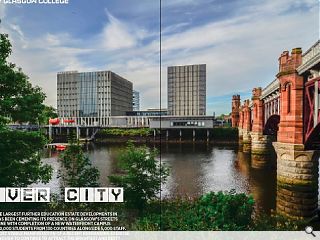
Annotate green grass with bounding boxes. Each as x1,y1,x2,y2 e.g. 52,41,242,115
97,128,152,137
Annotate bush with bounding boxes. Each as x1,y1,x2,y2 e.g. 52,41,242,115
97,128,152,137
134,191,255,230
212,127,238,140
253,211,307,230
59,141,100,187
109,143,169,211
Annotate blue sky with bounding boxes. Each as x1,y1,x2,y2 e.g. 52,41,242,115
0,0,319,115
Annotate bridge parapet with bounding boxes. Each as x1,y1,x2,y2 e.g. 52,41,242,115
298,40,320,74
261,78,280,100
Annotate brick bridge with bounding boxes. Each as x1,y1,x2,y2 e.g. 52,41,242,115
231,40,320,219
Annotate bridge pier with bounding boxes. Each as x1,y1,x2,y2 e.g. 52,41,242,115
251,133,275,168
273,142,319,218
242,130,251,153
238,128,243,143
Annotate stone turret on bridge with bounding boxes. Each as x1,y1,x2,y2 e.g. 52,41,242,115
242,99,252,152
231,95,240,128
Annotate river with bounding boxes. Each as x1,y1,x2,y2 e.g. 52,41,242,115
41,142,278,214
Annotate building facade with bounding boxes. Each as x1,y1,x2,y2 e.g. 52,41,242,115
57,71,132,118
126,108,168,116
167,64,206,116
133,90,140,111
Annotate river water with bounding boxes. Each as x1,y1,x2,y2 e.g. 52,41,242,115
41,142,277,214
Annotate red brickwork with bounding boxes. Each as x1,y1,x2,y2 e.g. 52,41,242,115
231,95,240,127
239,107,244,129
251,87,264,133
277,48,304,144
242,100,252,131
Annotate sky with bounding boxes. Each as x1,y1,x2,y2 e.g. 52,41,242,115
0,0,319,115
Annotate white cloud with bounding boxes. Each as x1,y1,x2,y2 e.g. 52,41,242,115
162,0,200,7
0,4,6,20
101,10,140,51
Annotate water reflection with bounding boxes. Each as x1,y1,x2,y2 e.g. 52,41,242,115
41,142,277,214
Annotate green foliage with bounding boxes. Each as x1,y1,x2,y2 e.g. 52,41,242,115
212,127,238,140
98,128,152,137
0,33,52,187
0,129,52,187
38,106,58,125
59,141,100,187
134,191,255,230
109,143,169,211
0,34,46,124
253,211,307,230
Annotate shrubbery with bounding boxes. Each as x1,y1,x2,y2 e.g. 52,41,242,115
212,127,238,140
59,140,100,187
97,128,152,137
134,191,254,230
109,143,169,211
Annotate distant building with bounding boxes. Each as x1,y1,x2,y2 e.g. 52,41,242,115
150,116,214,129
57,71,133,118
126,108,168,116
168,64,206,116
133,90,140,111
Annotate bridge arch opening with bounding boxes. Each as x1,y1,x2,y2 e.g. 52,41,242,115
263,114,280,136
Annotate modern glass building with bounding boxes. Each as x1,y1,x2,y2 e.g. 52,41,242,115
57,71,133,118
167,64,206,116
133,90,140,111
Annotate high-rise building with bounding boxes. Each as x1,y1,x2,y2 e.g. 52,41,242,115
133,90,140,111
167,64,206,116
57,71,133,118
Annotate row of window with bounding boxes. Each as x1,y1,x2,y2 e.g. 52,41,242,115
170,121,206,127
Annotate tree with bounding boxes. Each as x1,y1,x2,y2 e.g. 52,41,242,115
109,143,170,211
0,34,46,125
38,106,58,125
0,129,52,187
59,140,100,187
0,33,52,187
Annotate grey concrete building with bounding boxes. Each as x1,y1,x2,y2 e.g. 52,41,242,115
133,90,140,111
57,71,132,118
167,64,206,116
